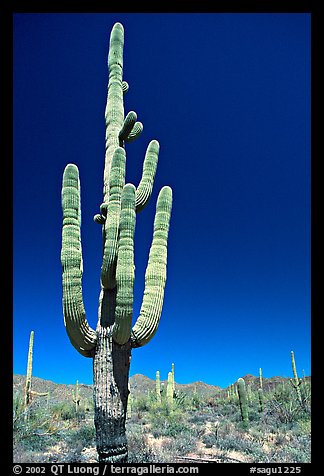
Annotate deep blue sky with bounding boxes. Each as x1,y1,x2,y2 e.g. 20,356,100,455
13,13,310,388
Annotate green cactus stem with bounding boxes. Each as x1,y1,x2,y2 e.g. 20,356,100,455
237,378,249,424
167,372,173,408
61,22,172,463
156,371,162,403
290,351,302,404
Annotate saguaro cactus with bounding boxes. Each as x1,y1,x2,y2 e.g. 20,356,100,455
259,367,263,389
156,371,162,403
24,331,48,420
171,362,175,392
290,351,302,404
258,388,264,412
24,331,34,412
167,372,174,408
60,23,172,463
72,380,80,413
237,377,249,424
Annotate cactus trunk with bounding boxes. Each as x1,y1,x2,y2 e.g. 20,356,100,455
60,22,172,463
93,333,131,462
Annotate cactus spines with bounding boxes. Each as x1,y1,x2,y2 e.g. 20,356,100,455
61,23,172,463
156,371,162,403
167,372,174,408
290,351,302,403
237,378,249,424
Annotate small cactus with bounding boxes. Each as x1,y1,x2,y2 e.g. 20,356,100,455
237,378,249,424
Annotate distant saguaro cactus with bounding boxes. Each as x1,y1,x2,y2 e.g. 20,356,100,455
290,351,302,404
156,371,162,403
237,377,249,424
72,380,80,413
60,23,172,463
258,388,264,412
24,331,34,410
24,331,48,420
259,367,263,389
167,372,174,408
171,363,175,392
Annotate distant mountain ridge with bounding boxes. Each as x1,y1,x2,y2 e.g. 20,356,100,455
13,373,310,403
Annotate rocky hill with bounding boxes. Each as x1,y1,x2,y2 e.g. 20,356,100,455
13,373,222,403
13,373,310,405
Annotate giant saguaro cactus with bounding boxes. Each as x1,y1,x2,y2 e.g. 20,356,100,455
61,23,172,463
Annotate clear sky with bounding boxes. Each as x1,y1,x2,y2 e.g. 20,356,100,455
13,13,310,389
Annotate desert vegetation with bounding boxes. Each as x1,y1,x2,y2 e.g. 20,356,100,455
13,373,311,464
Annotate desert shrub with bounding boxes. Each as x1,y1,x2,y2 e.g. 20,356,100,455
63,422,96,448
127,427,158,463
160,432,198,456
51,401,76,421
149,406,190,438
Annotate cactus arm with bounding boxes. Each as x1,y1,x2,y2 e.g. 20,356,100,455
131,186,172,348
124,121,144,143
103,22,125,204
135,140,159,213
118,111,137,145
122,81,129,94
100,147,126,289
61,164,97,357
112,184,136,345
30,391,49,397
